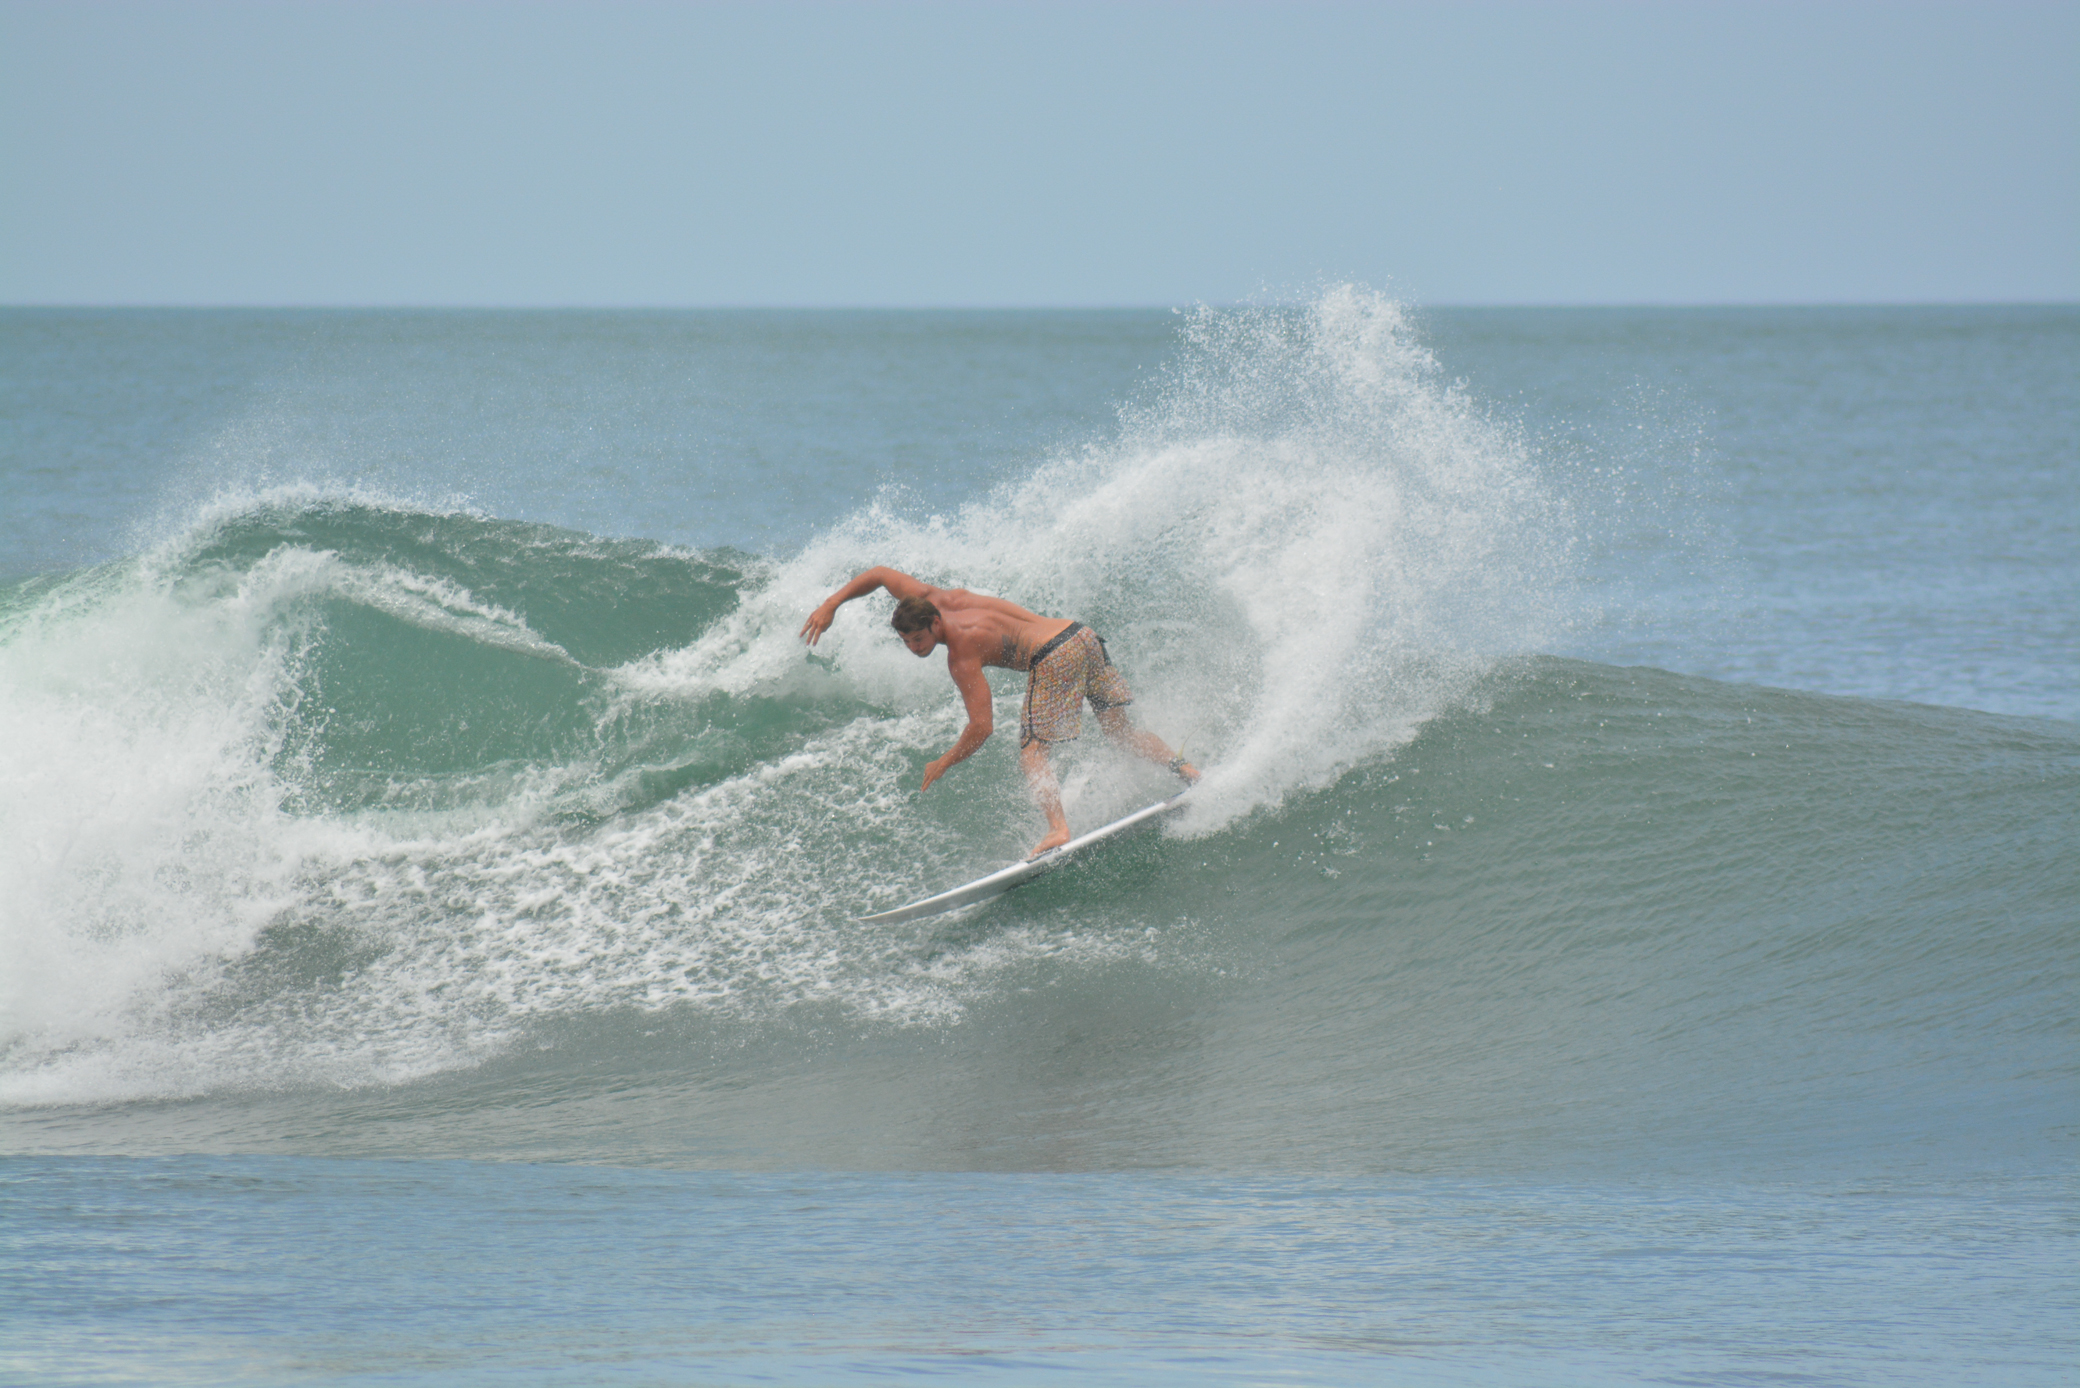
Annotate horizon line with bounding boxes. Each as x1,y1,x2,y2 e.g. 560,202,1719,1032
4,298,2076,312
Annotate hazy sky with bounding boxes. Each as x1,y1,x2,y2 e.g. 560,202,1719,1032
3,1,2074,306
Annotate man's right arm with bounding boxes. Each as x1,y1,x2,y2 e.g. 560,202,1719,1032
800,567,935,644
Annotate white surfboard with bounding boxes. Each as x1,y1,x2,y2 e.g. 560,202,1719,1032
857,789,1191,924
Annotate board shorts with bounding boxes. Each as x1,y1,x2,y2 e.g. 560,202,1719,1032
1020,622,1133,748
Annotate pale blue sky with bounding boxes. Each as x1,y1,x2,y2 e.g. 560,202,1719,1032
3,1,2074,306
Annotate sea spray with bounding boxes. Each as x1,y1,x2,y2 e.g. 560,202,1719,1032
652,287,1573,831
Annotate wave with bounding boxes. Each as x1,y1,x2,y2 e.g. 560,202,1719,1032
1,293,2070,1179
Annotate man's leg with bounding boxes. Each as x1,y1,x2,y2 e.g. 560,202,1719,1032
1095,707,1199,783
1021,739,1073,856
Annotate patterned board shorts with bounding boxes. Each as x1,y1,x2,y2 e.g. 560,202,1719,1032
1020,624,1134,747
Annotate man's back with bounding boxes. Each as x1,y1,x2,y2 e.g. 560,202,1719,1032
928,587,1073,671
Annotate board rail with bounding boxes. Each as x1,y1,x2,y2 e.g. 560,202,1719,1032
856,789,1191,924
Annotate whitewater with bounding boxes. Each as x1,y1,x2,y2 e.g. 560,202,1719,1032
1,295,2074,1385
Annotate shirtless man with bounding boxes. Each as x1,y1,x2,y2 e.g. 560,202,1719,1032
800,567,1198,857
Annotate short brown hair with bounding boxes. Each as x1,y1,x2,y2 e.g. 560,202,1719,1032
891,595,939,634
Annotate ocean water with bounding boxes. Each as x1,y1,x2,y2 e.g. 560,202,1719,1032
2,294,2074,1384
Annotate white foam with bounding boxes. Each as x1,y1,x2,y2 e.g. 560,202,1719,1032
0,558,344,1057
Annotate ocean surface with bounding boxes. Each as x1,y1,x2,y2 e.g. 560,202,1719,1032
2,294,2074,1385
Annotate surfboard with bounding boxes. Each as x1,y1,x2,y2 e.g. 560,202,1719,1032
857,789,1191,924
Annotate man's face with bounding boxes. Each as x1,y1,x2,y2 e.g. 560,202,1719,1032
900,622,938,657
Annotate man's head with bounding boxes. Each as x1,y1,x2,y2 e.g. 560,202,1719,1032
891,595,940,656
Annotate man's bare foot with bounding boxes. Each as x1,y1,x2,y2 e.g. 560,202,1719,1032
1173,759,1201,785
1029,825,1072,858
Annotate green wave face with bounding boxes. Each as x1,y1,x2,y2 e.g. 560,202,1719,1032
175,501,750,668
106,500,818,820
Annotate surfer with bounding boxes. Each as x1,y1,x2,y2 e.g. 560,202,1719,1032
801,567,1198,857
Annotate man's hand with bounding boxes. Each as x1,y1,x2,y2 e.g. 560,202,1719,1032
923,661,993,792
800,568,933,646
799,601,837,645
